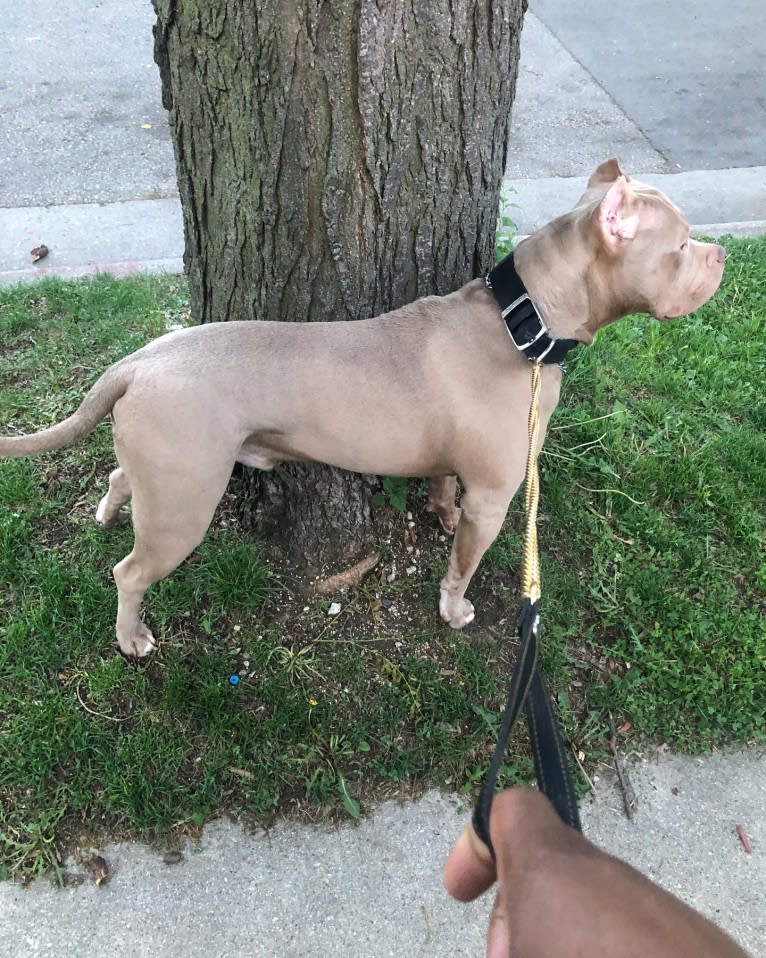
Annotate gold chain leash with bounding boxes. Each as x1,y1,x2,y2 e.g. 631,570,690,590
521,362,543,603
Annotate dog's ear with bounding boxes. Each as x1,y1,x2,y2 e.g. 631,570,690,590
588,157,626,188
597,176,640,249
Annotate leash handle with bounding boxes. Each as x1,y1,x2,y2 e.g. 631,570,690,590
525,668,582,833
472,363,581,858
472,597,541,854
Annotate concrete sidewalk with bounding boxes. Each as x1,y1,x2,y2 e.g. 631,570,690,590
0,1,764,955
1,752,763,957
504,9,766,237
1,2,764,285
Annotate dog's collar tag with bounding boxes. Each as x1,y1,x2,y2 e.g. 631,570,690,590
485,254,580,365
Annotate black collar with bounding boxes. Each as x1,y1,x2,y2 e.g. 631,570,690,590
486,253,580,365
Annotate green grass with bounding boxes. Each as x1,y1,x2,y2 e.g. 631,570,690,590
0,241,765,881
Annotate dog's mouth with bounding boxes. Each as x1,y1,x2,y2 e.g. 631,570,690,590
657,284,721,320
652,307,681,321
660,307,695,320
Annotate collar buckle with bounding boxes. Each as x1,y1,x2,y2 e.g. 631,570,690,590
486,254,580,366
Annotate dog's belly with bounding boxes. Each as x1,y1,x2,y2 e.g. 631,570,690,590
237,426,455,479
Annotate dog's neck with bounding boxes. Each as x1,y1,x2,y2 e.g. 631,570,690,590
512,209,626,346
485,253,580,364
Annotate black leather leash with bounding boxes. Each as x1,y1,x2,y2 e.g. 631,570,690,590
473,256,582,856
472,595,582,855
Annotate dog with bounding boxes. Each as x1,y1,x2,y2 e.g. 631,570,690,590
0,159,725,657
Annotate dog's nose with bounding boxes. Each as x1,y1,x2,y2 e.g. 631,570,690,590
710,244,726,266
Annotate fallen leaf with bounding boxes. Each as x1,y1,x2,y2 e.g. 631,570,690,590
228,766,254,780
736,824,753,853
314,552,380,595
30,244,49,262
86,853,109,885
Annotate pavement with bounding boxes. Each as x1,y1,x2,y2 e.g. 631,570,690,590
0,1,764,955
2,752,765,958
504,3,766,237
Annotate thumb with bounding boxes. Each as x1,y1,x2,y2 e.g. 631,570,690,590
443,819,497,902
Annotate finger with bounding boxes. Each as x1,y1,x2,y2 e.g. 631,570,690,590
486,887,511,958
443,822,497,902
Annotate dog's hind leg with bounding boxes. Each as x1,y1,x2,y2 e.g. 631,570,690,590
111,458,235,657
439,486,513,629
95,467,132,526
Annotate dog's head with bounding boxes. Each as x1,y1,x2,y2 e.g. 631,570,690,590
579,159,726,321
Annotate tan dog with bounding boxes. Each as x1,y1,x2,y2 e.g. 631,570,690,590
0,160,725,657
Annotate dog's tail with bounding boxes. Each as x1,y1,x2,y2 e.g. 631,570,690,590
0,360,132,458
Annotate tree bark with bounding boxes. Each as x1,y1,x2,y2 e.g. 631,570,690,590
152,0,525,565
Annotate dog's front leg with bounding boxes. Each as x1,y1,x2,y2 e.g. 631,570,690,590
439,488,511,628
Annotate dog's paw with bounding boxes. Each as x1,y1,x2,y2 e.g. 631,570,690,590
95,497,130,527
426,503,462,535
94,495,112,524
439,589,475,629
439,507,462,536
118,622,158,658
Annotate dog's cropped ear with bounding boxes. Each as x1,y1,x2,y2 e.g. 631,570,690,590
588,157,627,189
597,176,640,250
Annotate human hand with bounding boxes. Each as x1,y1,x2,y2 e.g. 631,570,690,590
444,788,749,958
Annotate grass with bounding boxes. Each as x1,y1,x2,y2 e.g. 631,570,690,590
525,236,766,749
0,239,765,881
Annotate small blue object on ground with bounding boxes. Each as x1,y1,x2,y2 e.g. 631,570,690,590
229,675,240,686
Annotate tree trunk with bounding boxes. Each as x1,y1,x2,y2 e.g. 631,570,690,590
152,0,525,565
